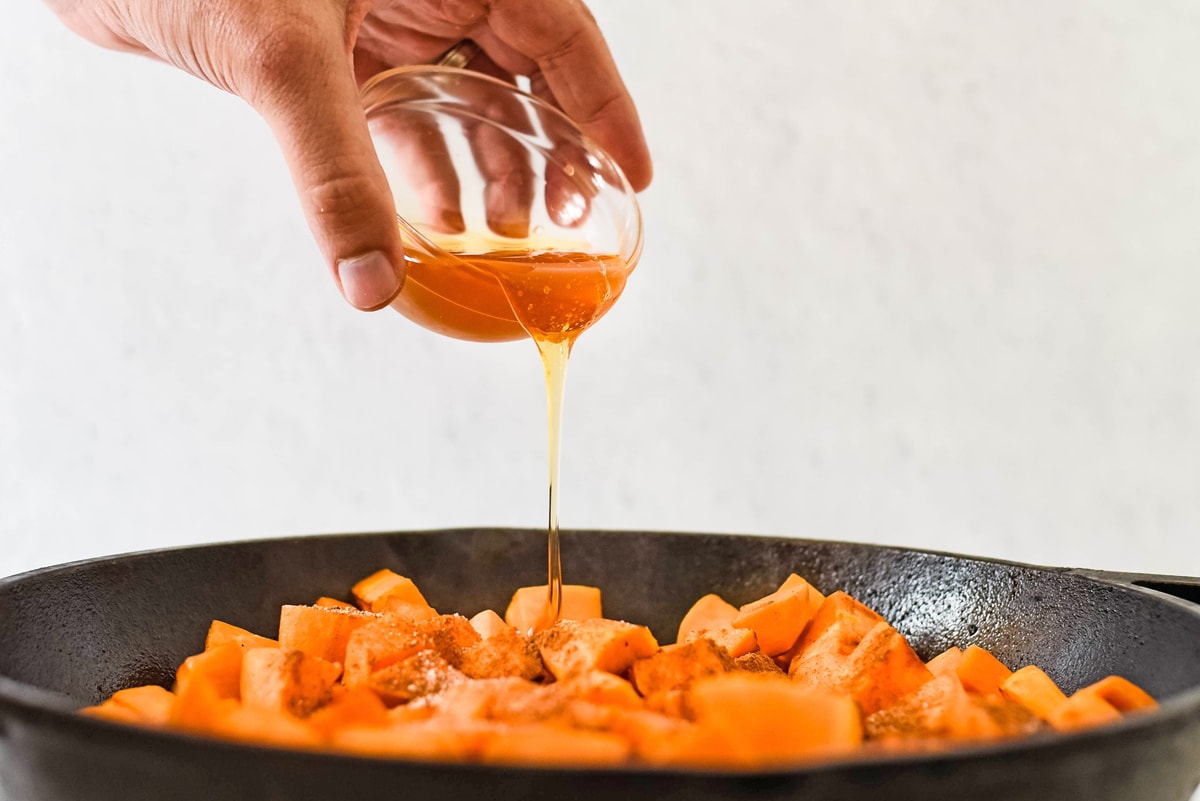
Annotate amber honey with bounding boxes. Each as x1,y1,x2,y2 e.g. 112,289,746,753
392,249,630,344
392,247,633,629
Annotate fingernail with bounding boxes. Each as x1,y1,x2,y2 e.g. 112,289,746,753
336,251,402,311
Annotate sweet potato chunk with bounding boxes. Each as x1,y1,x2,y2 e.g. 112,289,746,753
534,618,659,680
926,646,964,677
175,642,245,701
866,674,1040,742
278,604,377,664
630,639,733,696
240,648,341,718
1046,691,1123,732
1000,665,1068,722
790,620,933,715
732,577,823,656
782,591,885,667
342,614,480,687
1076,675,1158,713
459,626,546,681
205,621,278,653
331,720,487,761
352,569,433,614
676,594,738,642
468,609,511,639
683,625,758,658
211,704,322,748
956,645,1013,696
314,596,358,611
481,723,631,767
82,685,175,726
733,651,784,676
305,686,389,736
368,651,467,706
688,674,862,767
505,585,603,632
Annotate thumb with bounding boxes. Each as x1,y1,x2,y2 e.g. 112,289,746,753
246,23,404,311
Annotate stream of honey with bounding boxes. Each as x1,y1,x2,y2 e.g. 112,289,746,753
394,248,631,626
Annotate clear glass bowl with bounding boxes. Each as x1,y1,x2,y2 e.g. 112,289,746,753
361,66,644,343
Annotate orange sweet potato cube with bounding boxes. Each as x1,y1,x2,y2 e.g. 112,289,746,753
688,673,862,767
956,645,1013,696
468,609,511,639
331,720,488,761
683,625,759,658
210,704,322,748
368,650,467,706
205,620,279,652
630,639,733,696
278,604,377,664
459,626,546,681
81,685,175,726
732,578,823,656
782,591,886,666
866,674,1039,742
1000,666,1069,722
305,686,389,737
733,652,785,675
174,642,245,701
1076,675,1157,713
480,723,631,767
351,569,433,614
342,614,480,687
925,646,964,677
505,585,603,632
790,620,932,715
314,596,358,611
533,618,659,680
240,648,341,718
676,594,738,642
1046,690,1123,732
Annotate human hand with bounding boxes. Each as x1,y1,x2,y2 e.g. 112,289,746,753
46,0,652,311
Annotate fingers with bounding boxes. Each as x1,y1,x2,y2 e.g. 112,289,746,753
241,11,406,311
487,0,652,191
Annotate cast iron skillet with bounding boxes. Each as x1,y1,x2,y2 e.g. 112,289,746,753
1,529,1199,801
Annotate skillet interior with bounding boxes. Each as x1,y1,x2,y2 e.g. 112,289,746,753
1,528,1200,801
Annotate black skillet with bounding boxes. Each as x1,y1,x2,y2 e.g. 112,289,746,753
1,528,1199,801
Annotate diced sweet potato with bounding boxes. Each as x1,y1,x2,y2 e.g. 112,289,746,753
630,639,733,696
240,648,341,718
368,650,467,706
534,618,659,680
351,569,433,614
926,646,964,677
278,604,377,664
425,676,534,721
342,614,480,687
733,651,785,675
175,642,245,701
683,625,758,658
82,685,175,726
459,626,546,681
505,585,603,632
205,621,279,652
558,671,643,709
781,591,886,667
1000,666,1069,722
688,674,862,767
790,620,933,715
1075,675,1157,713
169,672,237,732
210,704,322,748
331,720,488,761
956,645,1013,696
305,686,389,737
468,609,511,639
732,578,823,656
480,723,631,767
676,594,738,642
866,674,1040,742
314,597,358,611
1046,690,1123,732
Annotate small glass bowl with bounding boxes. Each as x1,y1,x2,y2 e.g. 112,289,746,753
360,66,644,343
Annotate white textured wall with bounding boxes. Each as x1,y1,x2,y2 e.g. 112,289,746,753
3,1,1200,587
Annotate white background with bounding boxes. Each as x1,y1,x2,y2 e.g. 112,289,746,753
3,1,1199,586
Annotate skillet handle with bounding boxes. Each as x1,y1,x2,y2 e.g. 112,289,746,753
1067,568,1200,608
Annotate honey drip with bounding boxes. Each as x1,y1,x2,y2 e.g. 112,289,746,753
394,247,630,628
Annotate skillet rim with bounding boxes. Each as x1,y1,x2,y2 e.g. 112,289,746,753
1,527,1199,778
